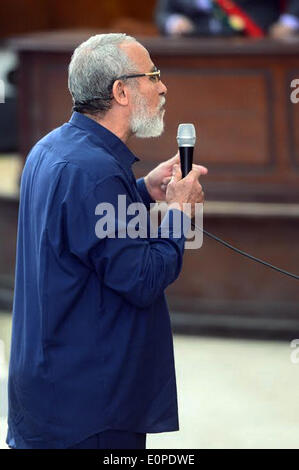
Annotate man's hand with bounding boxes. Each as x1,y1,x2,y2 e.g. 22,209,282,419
269,22,297,39
144,153,181,202
166,164,208,218
169,16,195,36
144,153,208,203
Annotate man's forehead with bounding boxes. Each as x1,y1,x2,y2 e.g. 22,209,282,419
119,41,154,71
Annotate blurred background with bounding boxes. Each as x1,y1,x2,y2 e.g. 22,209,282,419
1,0,299,449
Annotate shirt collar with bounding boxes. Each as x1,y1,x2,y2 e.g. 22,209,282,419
69,112,140,170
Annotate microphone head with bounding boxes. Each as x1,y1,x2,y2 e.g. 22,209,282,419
177,123,196,147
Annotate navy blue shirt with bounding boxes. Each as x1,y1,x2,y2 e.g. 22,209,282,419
7,112,189,449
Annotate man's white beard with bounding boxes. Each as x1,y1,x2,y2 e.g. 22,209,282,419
130,93,165,138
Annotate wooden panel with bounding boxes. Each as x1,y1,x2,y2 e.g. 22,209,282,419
18,51,73,155
165,209,299,338
130,69,273,169
34,53,72,137
293,104,299,167
288,70,299,170
48,0,156,28
0,0,157,39
0,0,49,38
168,214,299,302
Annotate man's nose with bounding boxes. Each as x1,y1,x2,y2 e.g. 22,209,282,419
159,80,167,95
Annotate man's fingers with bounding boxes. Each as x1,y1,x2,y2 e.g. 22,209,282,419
170,164,182,183
168,162,208,185
187,165,208,178
160,176,172,192
168,156,207,174
167,152,180,166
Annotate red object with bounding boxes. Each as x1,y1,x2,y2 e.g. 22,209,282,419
214,0,265,38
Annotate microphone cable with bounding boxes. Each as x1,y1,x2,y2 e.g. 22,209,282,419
191,221,299,281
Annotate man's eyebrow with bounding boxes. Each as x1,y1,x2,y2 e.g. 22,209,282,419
151,65,158,72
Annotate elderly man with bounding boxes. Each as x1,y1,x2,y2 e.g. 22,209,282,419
6,33,207,449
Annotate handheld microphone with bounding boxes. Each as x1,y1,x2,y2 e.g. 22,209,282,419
177,123,196,178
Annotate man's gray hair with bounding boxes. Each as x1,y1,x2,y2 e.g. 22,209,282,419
68,33,138,116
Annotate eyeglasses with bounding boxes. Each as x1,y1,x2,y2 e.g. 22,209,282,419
115,69,161,83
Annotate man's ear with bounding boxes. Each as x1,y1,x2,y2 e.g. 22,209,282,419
112,80,129,106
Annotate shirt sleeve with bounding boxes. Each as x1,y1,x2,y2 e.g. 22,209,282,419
66,173,191,309
136,177,155,210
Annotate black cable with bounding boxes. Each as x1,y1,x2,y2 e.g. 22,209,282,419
191,222,299,281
